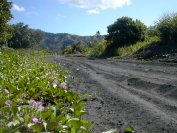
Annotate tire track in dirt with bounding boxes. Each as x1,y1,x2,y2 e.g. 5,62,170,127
49,56,177,133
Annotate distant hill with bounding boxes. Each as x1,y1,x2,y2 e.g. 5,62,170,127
39,32,104,52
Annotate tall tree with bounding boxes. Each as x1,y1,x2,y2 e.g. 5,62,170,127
0,0,13,46
30,29,44,48
106,17,147,47
95,31,101,39
8,23,43,49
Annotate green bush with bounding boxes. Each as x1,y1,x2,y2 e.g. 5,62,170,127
156,13,177,44
62,43,86,55
86,40,107,57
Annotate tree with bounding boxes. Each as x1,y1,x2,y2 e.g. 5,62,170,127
0,0,13,47
30,29,44,47
8,23,43,49
146,26,159,38
106,17,147,47
95,31,101,39
62,42,86,55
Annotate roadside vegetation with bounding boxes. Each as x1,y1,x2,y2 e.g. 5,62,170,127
117,36,159,57
62,13,177,59
0,1,92,132
0,49,92,132
1,0,177,132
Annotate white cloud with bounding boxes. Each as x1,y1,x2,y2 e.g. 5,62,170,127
59,0,131,14
12,4,25,12
87,9,100,14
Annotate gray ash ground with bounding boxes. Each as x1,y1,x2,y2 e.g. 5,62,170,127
49,56,177,133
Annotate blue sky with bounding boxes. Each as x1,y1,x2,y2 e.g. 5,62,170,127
10,0,177,36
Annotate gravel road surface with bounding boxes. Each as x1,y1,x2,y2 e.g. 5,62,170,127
49,56,177,133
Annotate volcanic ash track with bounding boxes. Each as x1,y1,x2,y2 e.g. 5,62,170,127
50,56,177,133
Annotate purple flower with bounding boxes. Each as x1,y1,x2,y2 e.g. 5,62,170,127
35,101,43,110
29,100,43,110
60,82,67,89
5,100,12,105
52,79,58,88
29,99,36,106
4,89,9,95
32,118,42,124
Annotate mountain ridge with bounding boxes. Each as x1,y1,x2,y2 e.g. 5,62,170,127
39,32,104,51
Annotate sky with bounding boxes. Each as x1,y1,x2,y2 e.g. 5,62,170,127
10,0,177,36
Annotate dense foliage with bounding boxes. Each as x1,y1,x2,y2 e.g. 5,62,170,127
60,14,177,58
0,49,92,132
61,39,107,58
8,23,43,49
106,17,147,47
156,13,177,45
62,42,86,55
0,0,13,46
146,26,159,38
85,40,107,57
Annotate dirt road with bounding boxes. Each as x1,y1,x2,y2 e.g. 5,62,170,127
50,56,177,133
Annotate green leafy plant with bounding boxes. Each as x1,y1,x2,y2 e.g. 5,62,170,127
0,49,92,132
124,125,135,133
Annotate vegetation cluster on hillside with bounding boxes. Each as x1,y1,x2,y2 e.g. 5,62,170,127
61,14,177,59
1,0,177,59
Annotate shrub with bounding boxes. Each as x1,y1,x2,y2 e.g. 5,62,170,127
86,40,107,57
62,43,86,55
156,13,177,45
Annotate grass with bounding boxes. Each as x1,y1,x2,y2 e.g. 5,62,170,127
0,48,92,133
117,36,159,57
